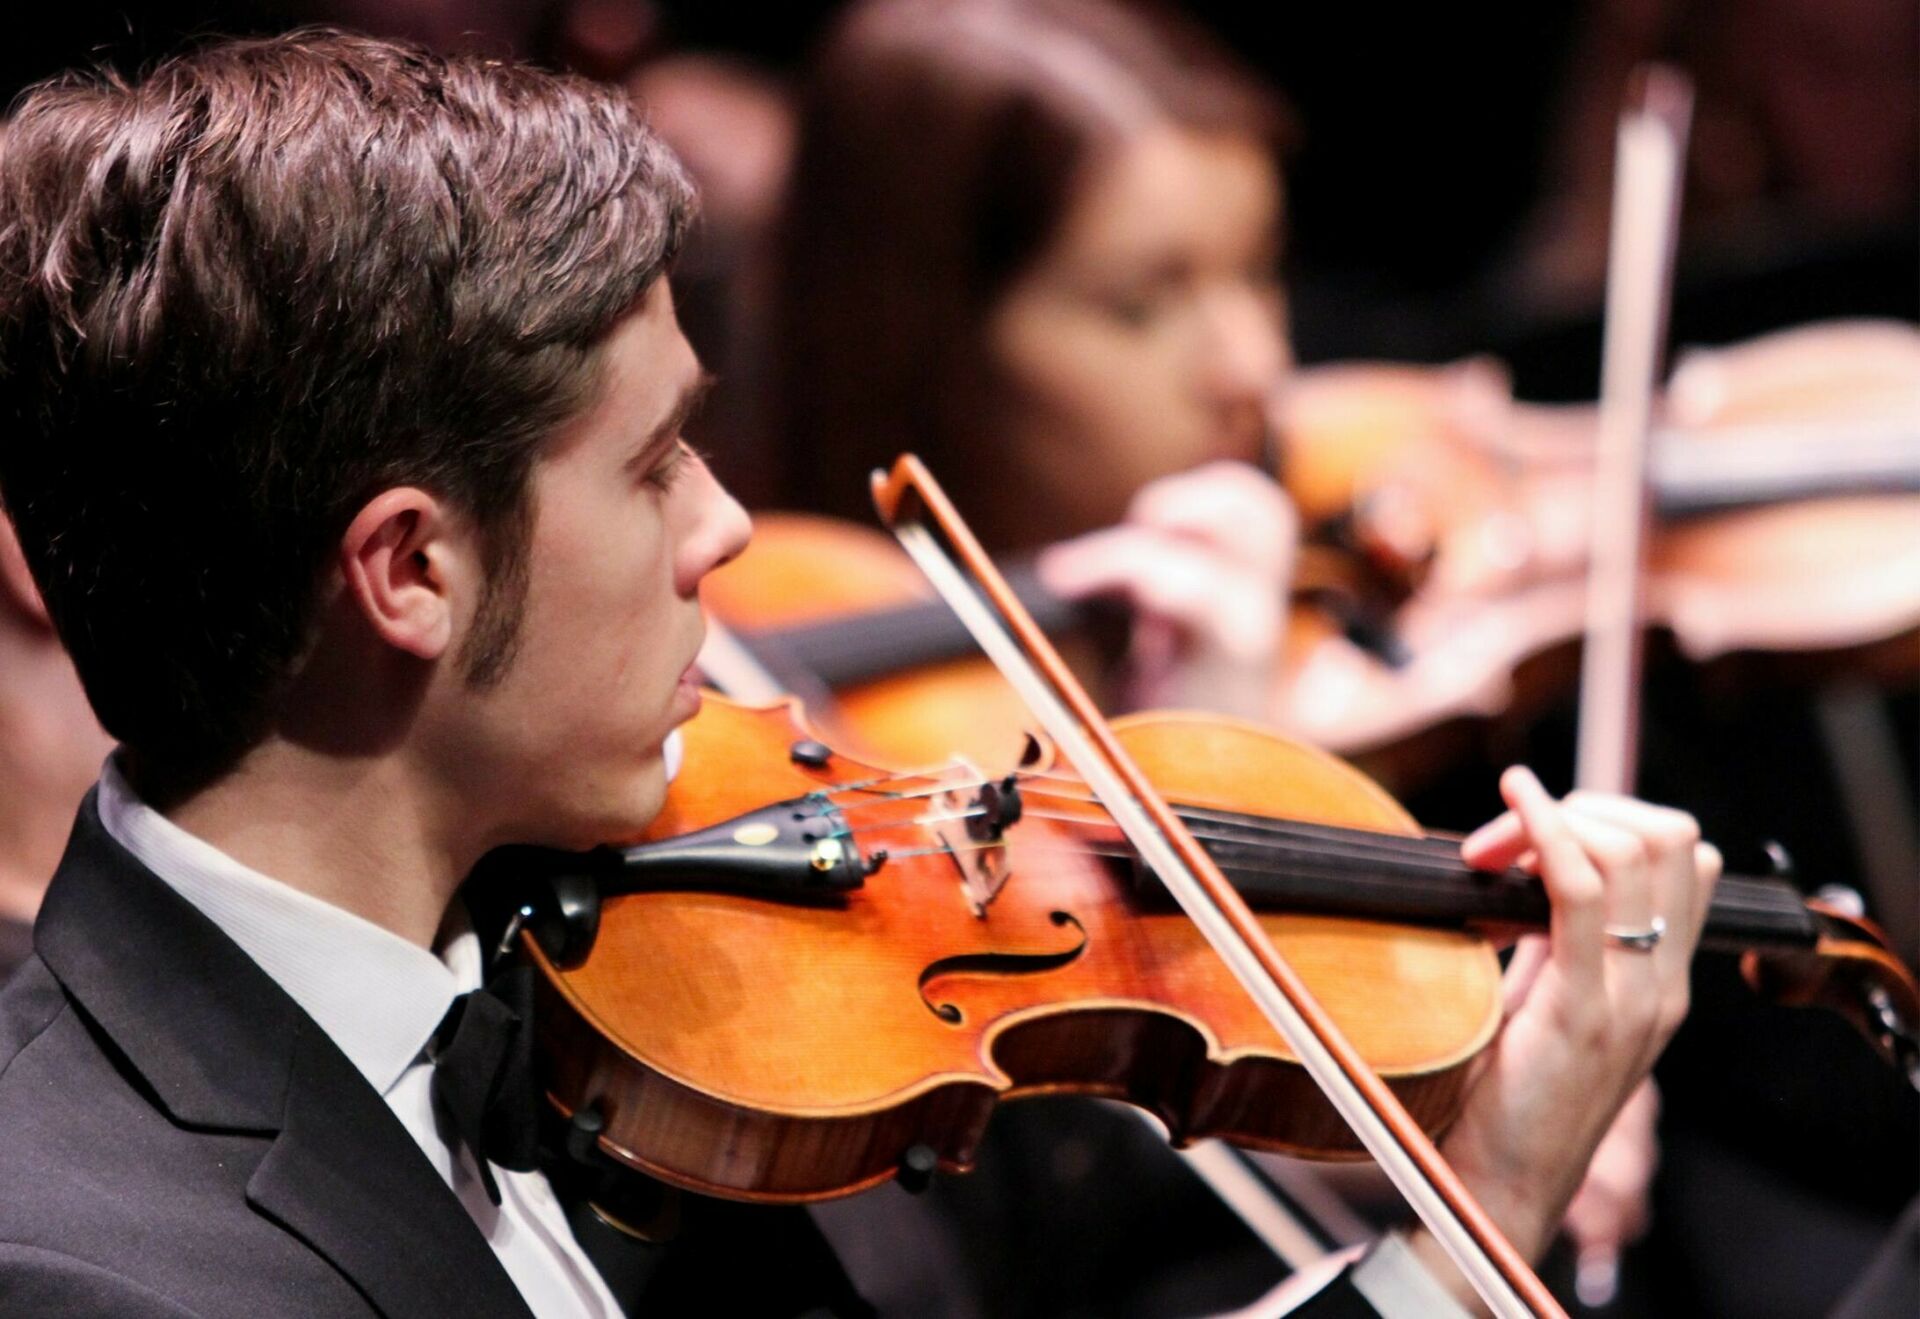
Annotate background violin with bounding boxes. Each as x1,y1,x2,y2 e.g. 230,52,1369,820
698,510,1401,772
705,321,1919,789
1274,320,1920,771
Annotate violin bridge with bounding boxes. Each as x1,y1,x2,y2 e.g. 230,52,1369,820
930,765,1013,917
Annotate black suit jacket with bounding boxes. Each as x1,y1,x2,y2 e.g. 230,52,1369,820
0,797,535,1318
0,915,29,986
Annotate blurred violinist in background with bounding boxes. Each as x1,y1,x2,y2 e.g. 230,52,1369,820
749,0,1300,737
734,8,1316,1310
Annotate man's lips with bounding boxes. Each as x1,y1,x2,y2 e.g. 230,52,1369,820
671,619,715,720
672,659,705,718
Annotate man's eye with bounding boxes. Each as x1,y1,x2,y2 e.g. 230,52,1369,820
644,441,698,491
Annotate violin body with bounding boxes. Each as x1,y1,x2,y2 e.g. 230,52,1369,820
528,695,1503,1203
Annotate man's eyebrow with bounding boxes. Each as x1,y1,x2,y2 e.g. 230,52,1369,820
628,369,717,470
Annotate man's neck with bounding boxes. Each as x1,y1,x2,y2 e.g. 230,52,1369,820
0,636,115,924
163,741,476,949
0,855,47,926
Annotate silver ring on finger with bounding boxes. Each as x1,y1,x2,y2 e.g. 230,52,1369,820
1603,915,1666,952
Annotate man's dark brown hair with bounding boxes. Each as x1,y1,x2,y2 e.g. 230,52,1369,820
0,29,694,793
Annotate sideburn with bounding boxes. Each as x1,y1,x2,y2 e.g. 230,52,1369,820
458,505,535,689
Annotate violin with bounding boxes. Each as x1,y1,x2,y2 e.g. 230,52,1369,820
1281,321,1920,599
1275,321,1920,762
703,321,1920,781
511,693,1919,1202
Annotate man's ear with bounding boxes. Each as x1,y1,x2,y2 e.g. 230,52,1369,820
0,511,52,628
338,488,470,662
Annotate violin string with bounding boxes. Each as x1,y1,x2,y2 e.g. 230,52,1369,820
857,805,1475,877
976,808,1480,873
826,762,985,800
871,837,1491,891
817,771,1809,922
874,835,1803,924
864,806,1505,898
895,803,1458,870
1025,782,1485,861
826,765,1810,915
870,838,1492,897
1006,786,1812,919
832,767,1480,866
1004,769,1489,861
868,834,1808,939
821,761,1128,809
827,765,1469,871
880,839,1126,863
863,824,1532,918
854,803,1806,924
863,793,1532,889
922,796,1804,915
1006,772,1785,896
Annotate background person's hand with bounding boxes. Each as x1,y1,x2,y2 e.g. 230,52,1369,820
1036,460,1296,719
1563,1079,1661,1306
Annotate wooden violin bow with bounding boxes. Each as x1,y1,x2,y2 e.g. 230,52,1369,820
1565,64,1694,1310
1575,66,1693,796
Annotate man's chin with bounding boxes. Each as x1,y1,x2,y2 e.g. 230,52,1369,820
598,764,671,848
513,757,669,853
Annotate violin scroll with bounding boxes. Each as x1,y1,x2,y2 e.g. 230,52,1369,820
1740,901,1920,1091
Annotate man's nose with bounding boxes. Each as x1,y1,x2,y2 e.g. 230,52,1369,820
678,462,753,594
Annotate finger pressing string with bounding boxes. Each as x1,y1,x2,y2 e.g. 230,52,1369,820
1501,766,1607,982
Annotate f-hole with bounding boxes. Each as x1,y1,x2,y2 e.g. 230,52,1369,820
918,911,1087,1024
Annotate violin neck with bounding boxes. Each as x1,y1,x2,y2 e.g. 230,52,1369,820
1151,803,1821,954
1651,419,1920,516
740,563,1099,688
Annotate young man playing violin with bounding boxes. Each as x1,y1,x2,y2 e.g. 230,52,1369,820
0,30,1719,1319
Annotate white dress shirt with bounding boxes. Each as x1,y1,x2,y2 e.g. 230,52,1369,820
96,760,621,1319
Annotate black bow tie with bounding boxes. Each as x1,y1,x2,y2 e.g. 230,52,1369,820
429,964,542,1206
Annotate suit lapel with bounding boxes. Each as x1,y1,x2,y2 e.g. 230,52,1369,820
37,793,533,1319
249,1017,533,1319
36,794,296,1131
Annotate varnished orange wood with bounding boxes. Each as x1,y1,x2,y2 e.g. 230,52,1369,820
532,695,1501,1205
700,513,930,627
